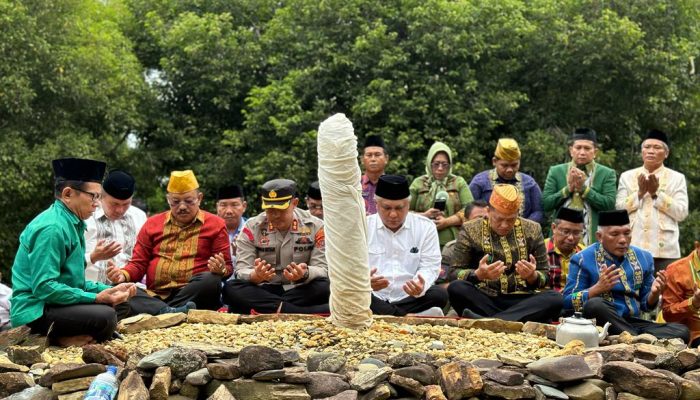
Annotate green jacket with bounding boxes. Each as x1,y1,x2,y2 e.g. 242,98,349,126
542,162,617,243
10,200,110,327
410,141,473,246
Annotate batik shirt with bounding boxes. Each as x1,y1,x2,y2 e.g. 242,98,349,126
449,217,549,296
564,243,655,318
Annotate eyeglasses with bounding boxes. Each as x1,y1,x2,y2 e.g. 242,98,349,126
431,162,450,169
71,187,101,202
167,197,199,207
556,228,583,238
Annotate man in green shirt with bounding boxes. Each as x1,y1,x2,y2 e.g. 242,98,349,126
10,158,136,347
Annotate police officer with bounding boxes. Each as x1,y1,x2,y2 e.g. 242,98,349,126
223,179,330,314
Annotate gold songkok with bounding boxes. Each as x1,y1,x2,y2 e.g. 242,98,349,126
494,138,521,161
167,170,199,193
489,184,522,215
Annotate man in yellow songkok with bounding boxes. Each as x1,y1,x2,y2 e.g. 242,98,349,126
448,184,562,322
107,170,233,315
469,138,544,224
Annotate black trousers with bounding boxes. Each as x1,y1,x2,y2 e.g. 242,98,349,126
448,280,563,323
223,278,331,314
370,286,448,316
583,297,690,343
28,304,117,342
118,272,223,316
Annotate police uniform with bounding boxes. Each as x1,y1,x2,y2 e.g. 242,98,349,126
223,179,330,314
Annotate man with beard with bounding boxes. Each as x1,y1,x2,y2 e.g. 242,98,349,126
107,170,232,315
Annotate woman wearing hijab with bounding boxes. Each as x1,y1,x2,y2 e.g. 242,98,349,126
409,142,473,247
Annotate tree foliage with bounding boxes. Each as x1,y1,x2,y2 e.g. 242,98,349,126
1,0,699,280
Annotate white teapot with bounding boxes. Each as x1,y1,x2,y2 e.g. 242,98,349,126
556,312,611,348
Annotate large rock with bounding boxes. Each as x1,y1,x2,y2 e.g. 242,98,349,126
149,366,171,400
387,352,433,368
655,369,700,400
677,349,700,370
238,345,284,376
602,361,679,399
207,360,242,380
522,321,558,340
186,367,212,386
213,379,310,400
7,345,43,366
171,341,239,359
586,344,634,362
117,370,149,400
350,367,391,391
318,390,358,400
0,372,34,397
655,352,683,374
207,384,237,400
51,376,94,394
0,362,29,374
307,371,351,398
583,352,604,379
497,354,535,368
119,312,187,333
438,360,483,400
389,373,425,397
252,369,286,381
187,309,240,325
358,383,391,400
138,346,207,378
39,362,105,386
0,326,32,351
563,381,605,400
534,384,568,399
425,384,447,400
526,355,594,382
81,344,124,367
483,380,536,399
393,364,436,386
632,343,671,361
308,352,346,373
484,368,524,386
283,366,312,384
459,318,524,333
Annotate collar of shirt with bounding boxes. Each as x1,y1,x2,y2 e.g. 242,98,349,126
231,217,247,236
495,171,521,185
55,199,84,229
361,174,377,186
643,164,665,175
570,160,596,174
165,210,205,226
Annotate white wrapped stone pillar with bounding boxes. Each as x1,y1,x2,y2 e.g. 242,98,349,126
317,113,373,328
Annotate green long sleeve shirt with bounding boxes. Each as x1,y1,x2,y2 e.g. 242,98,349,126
10,200,111,327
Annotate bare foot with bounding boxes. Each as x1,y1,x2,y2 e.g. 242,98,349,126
55,334,94,347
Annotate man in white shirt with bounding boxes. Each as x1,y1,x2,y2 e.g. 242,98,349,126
368,175,447,316
616,129,689,272
85,170,147,284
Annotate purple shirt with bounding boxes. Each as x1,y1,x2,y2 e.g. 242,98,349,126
362,175,378,215
469,169,544,224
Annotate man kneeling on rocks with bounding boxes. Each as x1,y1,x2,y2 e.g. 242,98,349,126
563,210,689,341
368,175,447,316
223,179,330,314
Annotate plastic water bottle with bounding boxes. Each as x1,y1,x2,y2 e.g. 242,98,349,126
83,365,119,400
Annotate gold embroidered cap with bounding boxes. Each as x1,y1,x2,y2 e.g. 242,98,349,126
489,184,522,215
167,170,199,193
494,138,521,161
261,178,296,210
